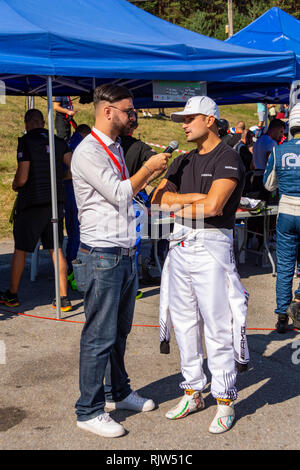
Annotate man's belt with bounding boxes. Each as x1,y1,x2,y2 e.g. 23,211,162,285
80,242,136,257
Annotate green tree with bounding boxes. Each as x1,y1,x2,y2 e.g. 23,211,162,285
130,0,299,38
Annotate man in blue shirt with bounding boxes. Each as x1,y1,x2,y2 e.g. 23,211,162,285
263,103,300,333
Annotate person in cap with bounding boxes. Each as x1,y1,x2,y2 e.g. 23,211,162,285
152,96,249,434
263,102,300,333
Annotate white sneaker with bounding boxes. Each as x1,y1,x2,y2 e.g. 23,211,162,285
77,412,125,438
209,401,235,434
105,390,155,412
165,391,205,420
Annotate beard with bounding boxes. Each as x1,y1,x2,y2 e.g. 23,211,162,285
112,114,131,137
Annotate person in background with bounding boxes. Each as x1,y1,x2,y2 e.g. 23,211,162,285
141,108,152,117
0,109,72,312
158,108,167,118
120,112,156,299
263,103,300,333
268,103,277,122
120,112,156,176
218,118,229,139
54,96,77,142
252,118,285,202
233,129,255,196
257,102,267,128
222,121,246,148
65,124,91,290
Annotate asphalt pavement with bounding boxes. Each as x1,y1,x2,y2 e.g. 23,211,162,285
0,238,300,453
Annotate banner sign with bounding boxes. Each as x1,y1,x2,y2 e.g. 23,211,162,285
153,80,207,102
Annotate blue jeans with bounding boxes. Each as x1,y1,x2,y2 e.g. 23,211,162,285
75,248,138,421
276,212,300,315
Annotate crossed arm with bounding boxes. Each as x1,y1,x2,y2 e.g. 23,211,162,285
151,177,238,218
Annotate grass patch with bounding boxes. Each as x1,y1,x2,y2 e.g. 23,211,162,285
0,97,258,240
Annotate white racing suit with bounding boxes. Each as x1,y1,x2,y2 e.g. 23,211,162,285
159,223,249,400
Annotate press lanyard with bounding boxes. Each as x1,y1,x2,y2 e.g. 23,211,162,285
91,129,127,181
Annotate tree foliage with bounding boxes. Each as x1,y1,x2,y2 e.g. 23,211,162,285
130,0,299,40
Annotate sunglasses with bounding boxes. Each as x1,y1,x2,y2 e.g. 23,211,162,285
109,105,136,119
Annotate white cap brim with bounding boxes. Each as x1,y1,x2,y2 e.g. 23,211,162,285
170,111,220,125
170,111,195,123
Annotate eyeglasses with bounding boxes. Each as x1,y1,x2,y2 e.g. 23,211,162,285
109,105,136,119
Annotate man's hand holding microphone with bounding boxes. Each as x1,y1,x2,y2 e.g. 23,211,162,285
130,141,178,196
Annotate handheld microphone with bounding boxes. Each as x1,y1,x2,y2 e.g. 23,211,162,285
164,140,178,154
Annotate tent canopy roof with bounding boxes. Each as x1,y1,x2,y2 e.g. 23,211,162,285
0,0,296,84
227,7,300,77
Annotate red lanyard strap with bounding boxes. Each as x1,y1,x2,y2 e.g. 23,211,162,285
91,130,127,181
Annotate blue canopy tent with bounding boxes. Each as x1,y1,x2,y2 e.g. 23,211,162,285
0,0,296,104
0,0,297,316
226,7,300,105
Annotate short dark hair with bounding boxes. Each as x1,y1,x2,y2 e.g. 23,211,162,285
76,124,91,136
24,108,44,124
93,84,133,107
268,118,285,131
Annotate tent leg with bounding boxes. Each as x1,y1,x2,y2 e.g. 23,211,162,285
47,76,61,319
264,103,268,131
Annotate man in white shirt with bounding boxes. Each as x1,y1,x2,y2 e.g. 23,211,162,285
71,84,170,438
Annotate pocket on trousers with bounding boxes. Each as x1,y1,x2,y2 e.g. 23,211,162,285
72,258,87,293
95,254,120,271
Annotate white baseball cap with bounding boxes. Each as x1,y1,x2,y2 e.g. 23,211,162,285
170,96,220,123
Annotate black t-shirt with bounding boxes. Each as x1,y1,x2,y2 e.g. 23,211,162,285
120,135,155,177
16,128,69,210
17,128,69,162
165,140,245,229
239,145,253,173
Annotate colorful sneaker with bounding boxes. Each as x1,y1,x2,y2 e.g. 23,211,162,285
165,390,205,420
52,296,72,312
77,412,125,438
0,289,19,307
209,399,235,434
67,271,78,291
136,290,143,300
105,390,155,412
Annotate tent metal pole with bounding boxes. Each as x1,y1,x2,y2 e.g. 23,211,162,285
47,76,61,319
264,103,268,131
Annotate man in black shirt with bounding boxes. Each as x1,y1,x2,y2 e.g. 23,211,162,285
233,129,254,196
0,109,72,311
120,112,156,176
152,96,249,434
